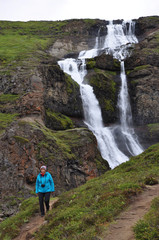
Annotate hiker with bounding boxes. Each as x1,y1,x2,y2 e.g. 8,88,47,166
35,165,55,217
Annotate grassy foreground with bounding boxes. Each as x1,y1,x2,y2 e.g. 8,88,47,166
134,196,159,240
0,143,159,240
33,143,159,240
0,196,39,239
0,196,57,240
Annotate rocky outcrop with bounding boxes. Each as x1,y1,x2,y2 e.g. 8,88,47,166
135,123,159,149
85,54,120,124
0,118,109,218
125,25,159,125
39,62,83,119
48,19,108,59
135,16,159,40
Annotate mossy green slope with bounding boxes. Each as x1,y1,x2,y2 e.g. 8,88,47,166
0,112,18,134
31,143,159,240
134,197,159,240
0,20,67,67
0,143,159,239
0,19,103,70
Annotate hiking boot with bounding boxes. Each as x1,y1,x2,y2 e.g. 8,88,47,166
41,213,45,217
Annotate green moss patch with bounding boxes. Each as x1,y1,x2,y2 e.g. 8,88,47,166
13,136,29,144
87,69,117,122
32,143,159,240
104,99,115,112
0,113,18,131
86,59,96,69
83,19,97,25
134,197,159,240
46,110,74,130
133,65,151,71
0,94,20,103
64,73,79,95
148,123,159,133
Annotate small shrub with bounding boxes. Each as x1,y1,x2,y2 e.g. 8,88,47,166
144,176,158,185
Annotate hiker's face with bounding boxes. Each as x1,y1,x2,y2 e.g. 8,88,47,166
41,168,46,174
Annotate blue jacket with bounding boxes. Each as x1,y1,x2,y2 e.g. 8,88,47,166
35,172,55,194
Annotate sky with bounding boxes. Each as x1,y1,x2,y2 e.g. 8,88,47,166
0,0,159,21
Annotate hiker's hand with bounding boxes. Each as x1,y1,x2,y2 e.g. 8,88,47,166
36,193,38,197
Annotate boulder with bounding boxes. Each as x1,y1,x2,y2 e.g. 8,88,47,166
86,53,120,71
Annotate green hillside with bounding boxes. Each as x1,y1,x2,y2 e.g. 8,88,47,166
0,143,159,240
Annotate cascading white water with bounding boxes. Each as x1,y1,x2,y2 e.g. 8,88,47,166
103,20,143,156
118,61,143,155
58,20,143,169
58,57,128,169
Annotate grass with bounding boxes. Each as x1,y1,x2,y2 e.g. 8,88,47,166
0,196,39,239
30,143,159,240
0,196,57,240
0,19,102,69
0,34,49,64
0,141,159,239
0,20,68,67
134,197,159,240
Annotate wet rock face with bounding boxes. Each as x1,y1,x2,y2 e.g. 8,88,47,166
85,54,120,124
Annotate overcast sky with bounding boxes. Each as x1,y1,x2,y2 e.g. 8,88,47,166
0,0,159,21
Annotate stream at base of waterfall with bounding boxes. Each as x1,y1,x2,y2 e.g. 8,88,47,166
58,20,143,169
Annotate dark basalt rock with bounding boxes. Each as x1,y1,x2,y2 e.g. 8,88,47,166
94,53,120,71
125,24,159,125
39,63,83,119
85,54,120,124
135,16,159,39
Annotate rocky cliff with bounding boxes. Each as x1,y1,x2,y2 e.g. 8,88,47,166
0,19,110,219
0,16,159,219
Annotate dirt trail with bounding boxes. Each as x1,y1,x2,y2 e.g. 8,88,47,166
102,184,159,240
14,198,58,240
13,185,159,240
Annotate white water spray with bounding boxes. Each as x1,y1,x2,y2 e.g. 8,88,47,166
103,20,143,156
58,20,143,169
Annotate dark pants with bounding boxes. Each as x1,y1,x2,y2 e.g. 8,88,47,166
38,192,51,215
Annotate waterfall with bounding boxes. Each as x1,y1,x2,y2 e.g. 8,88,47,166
103,20,143,156
58,20,143,169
